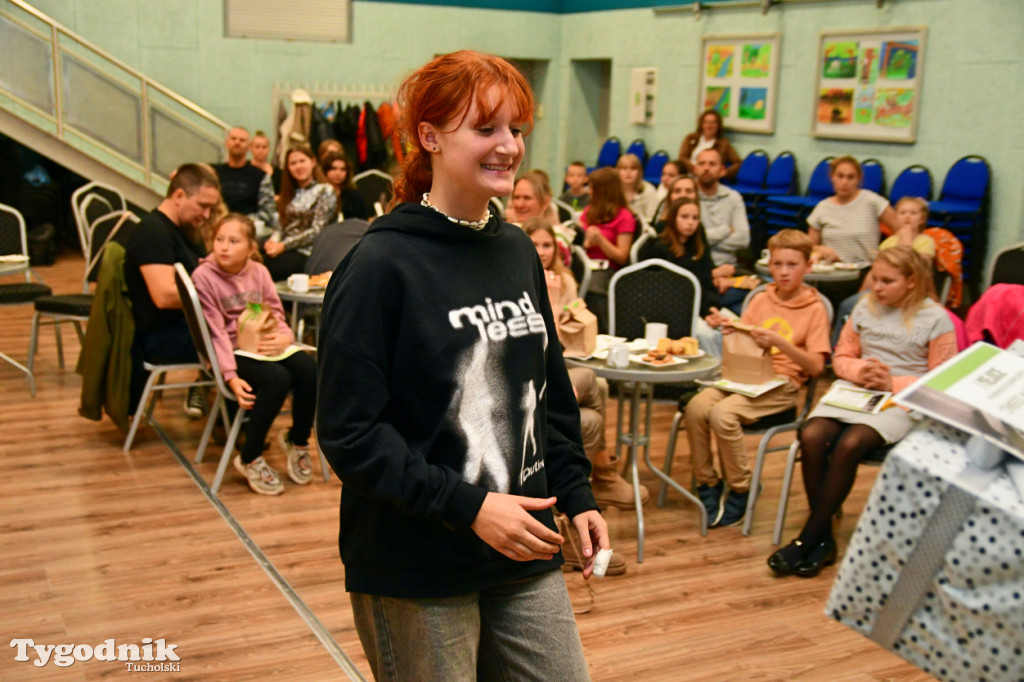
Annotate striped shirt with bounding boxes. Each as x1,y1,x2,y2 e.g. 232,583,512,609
806,189,888,264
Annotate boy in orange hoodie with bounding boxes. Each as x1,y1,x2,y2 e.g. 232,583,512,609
686,229,832,527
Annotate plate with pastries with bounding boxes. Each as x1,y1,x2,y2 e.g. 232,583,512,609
655,336,705,359
633,350,687,367
308,272,332,289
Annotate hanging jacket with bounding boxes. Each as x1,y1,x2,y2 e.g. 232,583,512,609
363,100,388,170
310,104,336,159
966,284,1024,348
923,227,963,308
356,104,368,165
77,242,133,431
334,103,361,173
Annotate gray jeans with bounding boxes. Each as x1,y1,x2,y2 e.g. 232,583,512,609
350,570,590,681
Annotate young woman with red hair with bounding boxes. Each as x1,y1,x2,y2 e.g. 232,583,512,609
317,51,607,681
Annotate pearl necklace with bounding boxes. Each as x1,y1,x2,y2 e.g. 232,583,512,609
421,193,491,231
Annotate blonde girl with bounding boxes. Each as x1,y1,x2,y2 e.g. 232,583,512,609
770,245,957,578
615,153,659,223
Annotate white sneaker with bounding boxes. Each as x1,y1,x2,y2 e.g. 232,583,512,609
278,431,313,485
233,454,284,496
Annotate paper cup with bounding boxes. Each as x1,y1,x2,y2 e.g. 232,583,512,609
607,343,630,369
644,322,668,349
287,273,310,293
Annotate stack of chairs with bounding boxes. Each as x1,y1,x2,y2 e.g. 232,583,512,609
763,156,835,238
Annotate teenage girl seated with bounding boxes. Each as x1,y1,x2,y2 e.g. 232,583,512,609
638,197,716,318
192,213,319,496
768,246,957,577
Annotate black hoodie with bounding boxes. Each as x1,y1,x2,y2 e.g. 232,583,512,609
317,203,597,598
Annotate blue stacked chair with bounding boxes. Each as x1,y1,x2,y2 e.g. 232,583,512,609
587,137,622,174
888,164,933,205
746,151,796,253
860,158,886,195
725,149,769,194
625,138,648,166
763,156,834,237
927,155,991,292
644,149,669,186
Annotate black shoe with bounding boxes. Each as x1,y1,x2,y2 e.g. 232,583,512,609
795,536,838,578
696,482,724,526
767,539,807,576
716,489,749,527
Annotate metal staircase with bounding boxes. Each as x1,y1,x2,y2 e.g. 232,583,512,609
0,0,227,207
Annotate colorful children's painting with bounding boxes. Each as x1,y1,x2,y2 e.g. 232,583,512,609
858,47,879,85
706,46,734,78
881,41,918,79
739,87,767,120
854,87,875,124
817,88,854,124
823,42,858,79
705,86,731,116
741,44,771,78
874,88,914,127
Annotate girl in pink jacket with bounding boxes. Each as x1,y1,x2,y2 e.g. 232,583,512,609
191,214,318,496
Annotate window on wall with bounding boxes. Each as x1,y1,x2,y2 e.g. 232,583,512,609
224,0,352,43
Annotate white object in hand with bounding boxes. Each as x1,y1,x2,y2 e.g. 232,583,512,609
592,548,614,578
287,273,310,293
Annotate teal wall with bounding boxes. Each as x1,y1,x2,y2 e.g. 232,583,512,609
26,0,1024,270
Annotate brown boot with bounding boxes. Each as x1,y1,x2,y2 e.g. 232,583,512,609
556,513,626,576
591,451,650,510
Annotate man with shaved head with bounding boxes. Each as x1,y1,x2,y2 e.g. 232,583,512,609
212,126,278,233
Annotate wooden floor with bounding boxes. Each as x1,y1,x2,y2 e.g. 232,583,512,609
0,254,932,681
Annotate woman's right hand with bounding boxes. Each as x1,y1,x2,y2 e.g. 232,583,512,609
263,239,285,258
470,492,564,562
228,376,255,409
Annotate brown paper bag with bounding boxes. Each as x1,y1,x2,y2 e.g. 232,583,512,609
558,298,598,358
721,327,775,384
236,303,276,353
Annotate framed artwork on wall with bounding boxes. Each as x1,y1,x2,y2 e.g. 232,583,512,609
698,33,780,134
812,26,926,143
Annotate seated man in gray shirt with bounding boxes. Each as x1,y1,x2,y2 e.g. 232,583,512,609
696,147,751,315
696,147,750,267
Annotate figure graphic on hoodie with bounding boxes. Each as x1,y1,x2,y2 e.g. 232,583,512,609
191,214,318,496
317,51,607,681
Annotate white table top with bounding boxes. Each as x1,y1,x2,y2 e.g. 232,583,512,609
565,353,720,384
274,281,326,304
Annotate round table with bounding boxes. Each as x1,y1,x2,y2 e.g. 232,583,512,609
274,282,326,336
755,260,867,283
566,353,720,561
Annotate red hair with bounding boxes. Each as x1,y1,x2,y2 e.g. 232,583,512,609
389,51,535,208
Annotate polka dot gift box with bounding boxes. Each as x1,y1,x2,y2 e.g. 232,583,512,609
826,418,1024,682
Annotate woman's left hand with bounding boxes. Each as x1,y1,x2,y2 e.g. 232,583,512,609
264,239,285,258
257,332,289,356
571,509,610,580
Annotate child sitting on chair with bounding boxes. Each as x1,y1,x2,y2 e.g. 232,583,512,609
687,229,832,528
769,246,957,578
191,213,318,496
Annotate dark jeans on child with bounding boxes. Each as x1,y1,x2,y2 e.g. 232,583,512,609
235,352,317,463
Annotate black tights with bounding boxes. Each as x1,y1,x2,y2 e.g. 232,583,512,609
235,353,317,463
796,417,885,546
